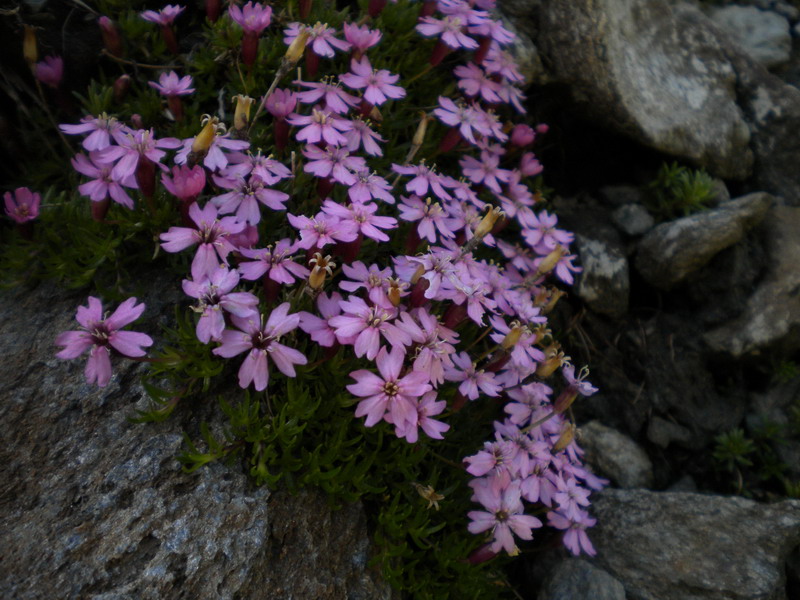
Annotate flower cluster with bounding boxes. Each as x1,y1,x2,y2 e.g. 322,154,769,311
47,0,604,567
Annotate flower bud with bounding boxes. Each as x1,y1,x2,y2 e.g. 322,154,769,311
536,344,564,378
554,389,578,414
510,124,535,148
23,25,37,67
412,112,429,148
113,74,132,103
98,16,123,57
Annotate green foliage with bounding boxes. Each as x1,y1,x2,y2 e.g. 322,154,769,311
644,161,717,221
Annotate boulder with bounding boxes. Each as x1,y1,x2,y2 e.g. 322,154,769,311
705,205,800,356
531,0,753,179
591,489,800,600
538,558,626,600
574,234,630,318
0,281,391,600
710,5,791,69
579,421,653,488
635,192,772,290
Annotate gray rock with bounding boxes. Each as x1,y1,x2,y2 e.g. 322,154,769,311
667,474,698,492
711,6,791,68
532,0,753,179
574,234,630,318
579,421,653,488
0,282,391,600
705,205,800,356
598,185,646,208
635,192,773,290
611,204,655,237
538,558,625,600
647,416,694,448
592,489,800,600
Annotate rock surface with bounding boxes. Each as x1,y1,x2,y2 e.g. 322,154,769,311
532,0,753,179
579,421,653,488
574,234,630,318
0,281,391,600
635,192,773,290
611,204,655,237
591,489,800,600
710,5,791,68
538,558,626,600
705,205,800,357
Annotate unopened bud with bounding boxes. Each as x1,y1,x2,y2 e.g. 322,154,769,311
98,16,123,57
232,94,255,131
552,423,576,452
410,264,426,285
412,111,430,148
473,205,504,240
23,25,37,66
113,74,131,103
369,105,383,122
285,28,310,64
130,114,144,129
387,278,404,307
536,245,567,276
554,389,578,414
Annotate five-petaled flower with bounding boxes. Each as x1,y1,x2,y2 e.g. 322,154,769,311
56,297,153,388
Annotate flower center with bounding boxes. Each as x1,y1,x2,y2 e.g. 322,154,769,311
382,381,399,397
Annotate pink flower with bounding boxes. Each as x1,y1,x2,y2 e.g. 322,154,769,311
339,261,392,306
392,391,449,443
392,162,456,201
519,152,543,177
444,351,500,400
141,4,184,26
342,22,382,54
394,308,459,385
4,187,41,224
175,133,250,172
454,63,502,104
60,114,130,151
211,174,289,224
287,211,358,249
416,15,478,50
181,267,259,343
510,124,535,147
339,56,405,106
547,509,597,556
72,152,138,209
433,97,491,145
288,108,352,146
346,346,432,430
295,79,359,114
264,88,297,119
238,239,310,284
161,164,206,202
467,480,542,555
55,297,153,388
321,199,397,242
159,202,245,280
344,118,385,156
283,22,351,58
349,169,394,204
460,151,512,195
398,195,454,243
34,56,63,89
98,129,181,181
302,145,366,186
212,303,307,391
228,1,272,34
329,296,410,360
148,71,195,96
298,291,344,347
225,151,292,185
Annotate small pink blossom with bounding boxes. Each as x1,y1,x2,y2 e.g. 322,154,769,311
298,291,344,347
60,114,130,152
339,56,405,106
283,22,351,58
141,4,184,26
34,55,63,88
294,78,359,115
416,15,478,50
238,239,310,284
264,88,297,119
72,152,138,209
148,71,195,96
346,346,432,431
55,297,153,388
467,480,542,555
4,187,41,224
288,108,352,146
213,303,307,391
329,296,410,360
228,1,272,34
161,164,206,202
343,22,382,54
